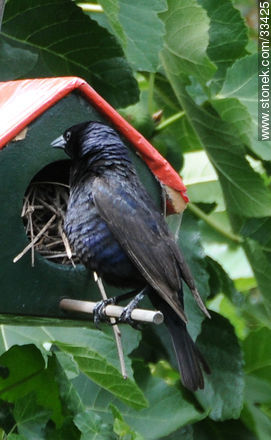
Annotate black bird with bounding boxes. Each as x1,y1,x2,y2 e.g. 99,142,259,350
51,121,210,391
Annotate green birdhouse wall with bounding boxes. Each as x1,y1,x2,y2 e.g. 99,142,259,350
0,77,187,322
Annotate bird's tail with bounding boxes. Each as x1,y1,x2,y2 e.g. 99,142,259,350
147,289,210,391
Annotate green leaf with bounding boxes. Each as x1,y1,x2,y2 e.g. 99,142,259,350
199,212,253,280
244,403,271,440
160,0,216,84
0,326,145,410
160,60,271,218
57,342,147,410
50,328,147,410
181,151,225,210
153,131,184,171
97,0,167,72
55,351,80,380
72,363,205,440
53,354,84,418
0,325,139,380
45,416,81,440
176,212,210,340
0,39,38,80
198,0,248,92
0,345,69,427
196,313,244,421
113,414,144,440
245,375,271,405
160,425,193,440
1,0,139,108
241,218,271,250
243,328,271,374
205,256,241,302
119,91,155,138
74,409,114,440
0,345,45,401
244,240,271,306
193,419,257,440
211,97,253,151
117,0,167,72
48,326,136,379
216,54,271,160
7,435,27,440
117,361,206,439
218,54,257,118
98,0,127,48
13,393,51,440
243,375,271,440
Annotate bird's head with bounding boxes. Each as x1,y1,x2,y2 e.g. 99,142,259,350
51,121,129,161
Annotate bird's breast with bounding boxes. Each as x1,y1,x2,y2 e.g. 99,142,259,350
64,183,143,287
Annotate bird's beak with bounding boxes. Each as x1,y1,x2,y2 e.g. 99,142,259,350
51,135,66,149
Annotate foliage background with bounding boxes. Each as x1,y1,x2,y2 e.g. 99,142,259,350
0,0,270,439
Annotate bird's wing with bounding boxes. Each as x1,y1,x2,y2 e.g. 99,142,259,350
92,176,188,322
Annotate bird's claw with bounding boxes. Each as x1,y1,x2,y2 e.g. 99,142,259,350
117,291,145,329
93,298,116,327
117,306,140,329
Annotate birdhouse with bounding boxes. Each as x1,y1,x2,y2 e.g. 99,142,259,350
0,77,188,323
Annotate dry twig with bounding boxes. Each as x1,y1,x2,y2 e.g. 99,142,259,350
93,271,128,379
13,182,79,266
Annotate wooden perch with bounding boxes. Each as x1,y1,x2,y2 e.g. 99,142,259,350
59,298,164,325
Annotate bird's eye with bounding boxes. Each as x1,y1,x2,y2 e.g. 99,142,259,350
65,131,71,142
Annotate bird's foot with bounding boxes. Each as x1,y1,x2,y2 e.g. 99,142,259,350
117,292,145,329
93,298,116,327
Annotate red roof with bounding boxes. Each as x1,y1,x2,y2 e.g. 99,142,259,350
0,77,188,209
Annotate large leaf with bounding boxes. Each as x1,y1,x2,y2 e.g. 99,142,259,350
0,325,139,379
0,345,65,426
57,341,147,410
117,0,167,72
244,240,271,307
72,361,205,440
97,0,167,72
181,150,225,210
243,327,271,374
215,54,271,160
1,0,138,108
243,375,271,440
0,39,38,80
0,325,146,414
13,394,51,440
50,327,147,410
74,409,114,440
175,211,210,339
98,0,127,49
0,345,45,402
160,58,271,218
241,217,271,250
196,313,244,421
199,211,253,280
160,0,216,84
198,0,248,92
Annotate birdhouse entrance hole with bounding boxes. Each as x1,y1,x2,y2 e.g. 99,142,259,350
20,160,79,267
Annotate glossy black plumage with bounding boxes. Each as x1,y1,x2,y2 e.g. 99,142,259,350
52,121,210,391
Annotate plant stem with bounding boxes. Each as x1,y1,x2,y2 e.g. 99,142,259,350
148,72,155,115
188,202,244,244
0,0,5,32
155,111,185,132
